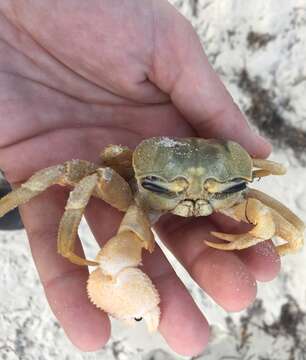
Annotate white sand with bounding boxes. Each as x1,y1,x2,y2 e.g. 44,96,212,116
1,1,305,359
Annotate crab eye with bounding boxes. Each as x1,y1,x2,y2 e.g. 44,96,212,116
141,181,170,194
205,179,247,194
208,180,248,199
141,176,188,197
141,177,174,196
134,317,143,322
222,182,247,194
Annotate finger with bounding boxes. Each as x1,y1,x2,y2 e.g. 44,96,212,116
151,1,271,158
144,248,210,357
209,212,281,282
0,127,140,183
86,200,209,357
0,113,193,184
18,186,110,351
157,216,257,312
236,242,281,282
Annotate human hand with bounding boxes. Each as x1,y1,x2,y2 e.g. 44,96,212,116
0,0,279,356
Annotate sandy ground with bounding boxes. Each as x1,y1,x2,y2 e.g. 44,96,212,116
1,1,306,359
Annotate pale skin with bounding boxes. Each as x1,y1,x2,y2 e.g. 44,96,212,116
0,0,283,356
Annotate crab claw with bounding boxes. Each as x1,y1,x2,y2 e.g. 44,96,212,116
87,267,160,332
87,231,160,332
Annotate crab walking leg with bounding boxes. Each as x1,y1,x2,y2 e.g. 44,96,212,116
87,204,161,332
100,145,133,180
268,211,304,255
205,198,277,251
0,160,97,218
57,174,99,266
252,158,287,176
58,168,133,266
205,190,305,254
94,168,132,211
252,169,275,178
0,165,65,218
248,189,305,232
248,189,305,255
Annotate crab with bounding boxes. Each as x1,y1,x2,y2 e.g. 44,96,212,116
0,137,304,331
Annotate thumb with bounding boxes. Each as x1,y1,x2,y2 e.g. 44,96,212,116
149,0,271,158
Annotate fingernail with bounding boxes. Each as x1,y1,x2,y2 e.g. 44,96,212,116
252,133,272,158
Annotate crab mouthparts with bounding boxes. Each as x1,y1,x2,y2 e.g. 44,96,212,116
171,199,213,217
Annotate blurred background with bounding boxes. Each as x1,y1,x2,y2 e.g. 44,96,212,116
1,1,305,359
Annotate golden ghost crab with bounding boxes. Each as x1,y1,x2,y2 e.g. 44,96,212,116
0,137,304,331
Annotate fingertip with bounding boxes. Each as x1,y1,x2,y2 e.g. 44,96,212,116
223,110,272,159
192,249,257,312
239,241,281,282
63,306,111,352
219,278,257,313
247,132,272,159
141,244,210,356
157,274,210,356
161,322,209,357
46,271,111,352
223,283,257,313
146,264,209,356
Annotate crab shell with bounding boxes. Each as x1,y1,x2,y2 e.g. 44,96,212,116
133,137,253,217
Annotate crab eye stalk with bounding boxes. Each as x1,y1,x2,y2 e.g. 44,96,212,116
141,176,175,196
222,182,247,194
140,176,188,198
141,181,170,194
211,181,248,199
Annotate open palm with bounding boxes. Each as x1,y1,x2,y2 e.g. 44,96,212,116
0,0,279,356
